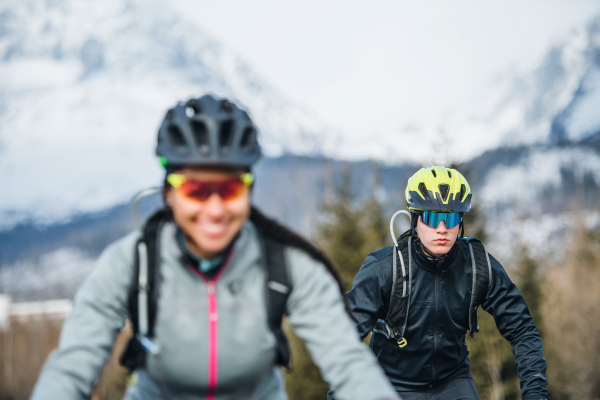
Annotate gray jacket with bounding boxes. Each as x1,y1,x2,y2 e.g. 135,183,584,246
31,221,400,400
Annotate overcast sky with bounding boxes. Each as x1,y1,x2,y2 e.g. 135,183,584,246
168,0,600,147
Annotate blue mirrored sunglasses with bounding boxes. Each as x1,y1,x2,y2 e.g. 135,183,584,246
420,211,463,229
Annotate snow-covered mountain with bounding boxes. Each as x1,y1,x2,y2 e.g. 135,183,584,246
3,0,600,232
2,0,600,298
440,15,600,155
445,15,600,224
0,0,340,230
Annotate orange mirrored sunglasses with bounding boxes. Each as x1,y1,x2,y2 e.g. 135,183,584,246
167,172,254,202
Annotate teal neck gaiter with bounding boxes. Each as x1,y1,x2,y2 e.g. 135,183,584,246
177,230,226,273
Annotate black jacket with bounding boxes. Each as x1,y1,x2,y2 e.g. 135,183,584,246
348,238,550,399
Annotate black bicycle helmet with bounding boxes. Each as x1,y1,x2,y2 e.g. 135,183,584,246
156,94,261,169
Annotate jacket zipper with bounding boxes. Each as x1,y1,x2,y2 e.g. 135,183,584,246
432,272,439,383
207,281,218,400
187,249,235,400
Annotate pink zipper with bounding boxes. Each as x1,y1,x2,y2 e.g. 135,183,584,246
207,281,218,400
187,249,234,400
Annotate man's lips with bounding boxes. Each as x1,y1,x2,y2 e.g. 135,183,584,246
434,238,449,244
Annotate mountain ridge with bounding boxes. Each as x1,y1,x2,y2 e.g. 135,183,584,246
0,0,339,230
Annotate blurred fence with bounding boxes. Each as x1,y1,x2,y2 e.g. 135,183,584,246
0,294,129,400
0,295,70,400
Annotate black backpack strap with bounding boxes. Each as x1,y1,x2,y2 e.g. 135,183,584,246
381,235,412,343
261,235,293,368
467,239,492,337
120,209,166,371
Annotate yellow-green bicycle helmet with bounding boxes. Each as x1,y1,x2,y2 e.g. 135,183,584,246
405,166,471,213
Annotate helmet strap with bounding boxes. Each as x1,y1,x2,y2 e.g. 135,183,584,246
410,211,420,239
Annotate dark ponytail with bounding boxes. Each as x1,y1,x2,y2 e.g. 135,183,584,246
250,206,353,318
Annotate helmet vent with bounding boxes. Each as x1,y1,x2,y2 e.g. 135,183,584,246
220,100,233,113
165,109,175,121
439,184,450,201
190,121,209,152
186,99,201,116
241,127,256,149
219,120,234,149
168,125,186,147
418,182,429,199
431,169,437,177
448,170,452,178
460,184,466,201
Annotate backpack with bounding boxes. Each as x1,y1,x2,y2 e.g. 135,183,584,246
119,209,292,371
372,232,492,346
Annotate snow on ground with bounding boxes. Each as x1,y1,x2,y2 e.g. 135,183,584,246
0,248,96,301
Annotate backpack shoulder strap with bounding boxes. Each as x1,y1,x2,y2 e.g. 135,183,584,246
466,238,492,337
120,208,166,371
377,235,411,342
261,234,293,368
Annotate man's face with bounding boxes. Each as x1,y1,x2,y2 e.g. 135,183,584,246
416,215,460,258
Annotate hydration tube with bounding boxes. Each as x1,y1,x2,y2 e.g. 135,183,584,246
389,210,412,297
389,210,411,247
130,187,163,234
129,187,163,355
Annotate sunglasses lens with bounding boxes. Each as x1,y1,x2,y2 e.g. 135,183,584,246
178,179,248,202
180,180,212,201
216,180,247,200
421,212,462,229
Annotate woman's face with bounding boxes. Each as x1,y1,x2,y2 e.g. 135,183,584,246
165,167,251,260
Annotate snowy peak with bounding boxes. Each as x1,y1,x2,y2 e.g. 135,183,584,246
0,0,330,155
490,14,600,146
550,17,600,144
0,0,223,77
447,14,600,153
0,0,335,230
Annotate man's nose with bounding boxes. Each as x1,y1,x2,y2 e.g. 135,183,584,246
436,220,448,232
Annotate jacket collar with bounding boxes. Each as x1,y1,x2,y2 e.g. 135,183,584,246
412,238,461,273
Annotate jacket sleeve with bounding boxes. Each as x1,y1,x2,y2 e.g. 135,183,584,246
30,234,136,400
285,248,400,400
346,254,391,340
481,254,550,400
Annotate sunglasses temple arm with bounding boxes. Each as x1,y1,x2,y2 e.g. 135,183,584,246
130,187,163,234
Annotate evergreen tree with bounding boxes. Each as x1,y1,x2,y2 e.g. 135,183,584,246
456,163,519,400
317,167,367,286
359,166,392,258
466,311,521,400
283,165,390,400
516,246,543,337
282,322,331,400
543,215,600,399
